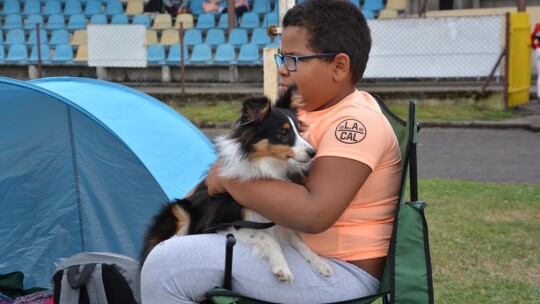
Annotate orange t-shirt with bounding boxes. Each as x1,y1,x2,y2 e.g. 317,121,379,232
298,90,402,261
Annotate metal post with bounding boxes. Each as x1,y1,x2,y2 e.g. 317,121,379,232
503,13,510,109
36,23,42,78
179,23,185,94
228,0,235,33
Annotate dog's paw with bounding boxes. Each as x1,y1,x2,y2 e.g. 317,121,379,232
311,259,333,277
272,265,294,282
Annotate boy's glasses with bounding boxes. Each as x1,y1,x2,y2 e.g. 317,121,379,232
274,53,337,72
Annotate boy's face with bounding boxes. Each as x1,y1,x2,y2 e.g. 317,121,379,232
279,26,336,112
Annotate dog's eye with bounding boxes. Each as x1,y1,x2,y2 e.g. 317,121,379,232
278,128,289,138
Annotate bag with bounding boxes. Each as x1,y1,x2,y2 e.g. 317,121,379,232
52,252,141,304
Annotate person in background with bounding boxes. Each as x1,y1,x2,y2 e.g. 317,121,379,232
163,0,190,16
532,22,540,102
203,0,250,20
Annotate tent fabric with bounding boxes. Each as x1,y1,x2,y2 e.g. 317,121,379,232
0,77,217,289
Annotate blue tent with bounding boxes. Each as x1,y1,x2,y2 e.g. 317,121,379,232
0,77,217,288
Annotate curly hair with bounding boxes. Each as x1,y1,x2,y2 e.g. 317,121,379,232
282,0,371,84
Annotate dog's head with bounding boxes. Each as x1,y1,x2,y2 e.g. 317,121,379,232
216,86,315,181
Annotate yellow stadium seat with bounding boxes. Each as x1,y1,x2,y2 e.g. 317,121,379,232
378,8,399,19
125,1,144,15
160,28,180,45
152,13,172,30
175,13,194,29
71,30,87,46
386,0,406,11
146,29,159,45
74,44,88,62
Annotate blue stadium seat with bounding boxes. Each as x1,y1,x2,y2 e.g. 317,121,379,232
46,14,66,30
22,0,41,16
84,1,103,16
166,44,190,64
49,29,70,45
250,27,271,46
111,14,128,24
5,44,28,63
251,0,273,15
228,28,248,47
195,13,215,30
266,34,280,48
4,14,23,30
239,12,259,29
213,43,235,64
147,44,165,64
67,14,87,30
27,28,48,45
205,28,225,46
132,14,151,28
5,29,26,45
217,13,236,29
1,0,21,15
0,46,5,63
189,43,212,63
363,0,384,11
262,11,278,26
0,30,4,45
44,1,62,16
183,28,202,46
189,0,204,15
51,44,74,63
237,43,260,64
24,14,44,30
29,44,50,63
362,9,375,20
105,1,124,16
90,13,108,24
64,0,83,16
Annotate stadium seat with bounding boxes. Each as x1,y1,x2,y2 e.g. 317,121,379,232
160,28,180,45
378,8,398,19
147,44,165,64
105,1,124,16
133,14,151,29
250,27,271,46
67,14,87,30
1,0,21,16
205,28,225,46
386,0,407,11
5,44,28,63
165,44,190,64
239,12,260,29
90,13,108,24
64,1,83,16
84,1,104,16
237,43,260,63
49,29,70,46
363,0,384,12
111,14,128,24
228,28,248,47
266,34,280,48
175,13,194,29
29,44,50,63
182,28,202,46
145,29,158,45
27,29,48,45
189,43,212,63
0,30,4,45
71,29,87,46
217,13,236,29
24,14,44,30
43,1,62,16
125,0,143,15
151,13,172,30
4,14,23,30
74,44,88,62
213,43,235,63
262,11,278,26
195,13,215,30
22,0,41,16
189,0,205,15
251,0,273,15
46,14,66,30
362,9,375,20
0,47,5,63
5,29,26,45
51,44,74,63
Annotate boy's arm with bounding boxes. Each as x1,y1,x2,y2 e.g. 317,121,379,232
206,155,372,234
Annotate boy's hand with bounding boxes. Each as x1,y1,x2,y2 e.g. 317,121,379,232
205,161,227,196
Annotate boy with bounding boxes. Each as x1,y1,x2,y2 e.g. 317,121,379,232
141,1,402,303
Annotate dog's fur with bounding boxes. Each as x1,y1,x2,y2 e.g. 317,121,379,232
141,87,333,282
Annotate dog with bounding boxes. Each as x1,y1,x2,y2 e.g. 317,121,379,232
141,87,333,282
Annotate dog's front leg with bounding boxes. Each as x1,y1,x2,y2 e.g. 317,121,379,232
286,231,333,277
232,228,294,282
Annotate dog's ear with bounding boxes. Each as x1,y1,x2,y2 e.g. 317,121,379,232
241,96,271,124
275,84,303,109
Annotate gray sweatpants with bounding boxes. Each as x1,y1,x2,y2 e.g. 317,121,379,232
141,234,379,303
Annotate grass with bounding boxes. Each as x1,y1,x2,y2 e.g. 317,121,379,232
420,179,539,303
170,100,519,125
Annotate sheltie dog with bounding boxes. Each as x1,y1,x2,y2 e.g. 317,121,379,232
141,87,333,282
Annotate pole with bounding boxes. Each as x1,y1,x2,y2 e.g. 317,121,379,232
503,13,510,109
227,0,235,34
179,23,185,94
36,23,42,78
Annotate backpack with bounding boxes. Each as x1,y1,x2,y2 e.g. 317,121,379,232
52,252,141,304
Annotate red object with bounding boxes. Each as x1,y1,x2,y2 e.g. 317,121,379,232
532,23,540,49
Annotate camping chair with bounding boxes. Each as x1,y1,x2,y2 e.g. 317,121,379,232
204,97,434,304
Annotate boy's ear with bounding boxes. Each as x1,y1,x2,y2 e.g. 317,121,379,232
332,53,351,83
241,96,271,124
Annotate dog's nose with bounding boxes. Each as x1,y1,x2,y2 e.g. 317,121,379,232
307,149,316,159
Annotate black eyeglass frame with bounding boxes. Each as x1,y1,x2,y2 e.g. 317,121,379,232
274,53,337,72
